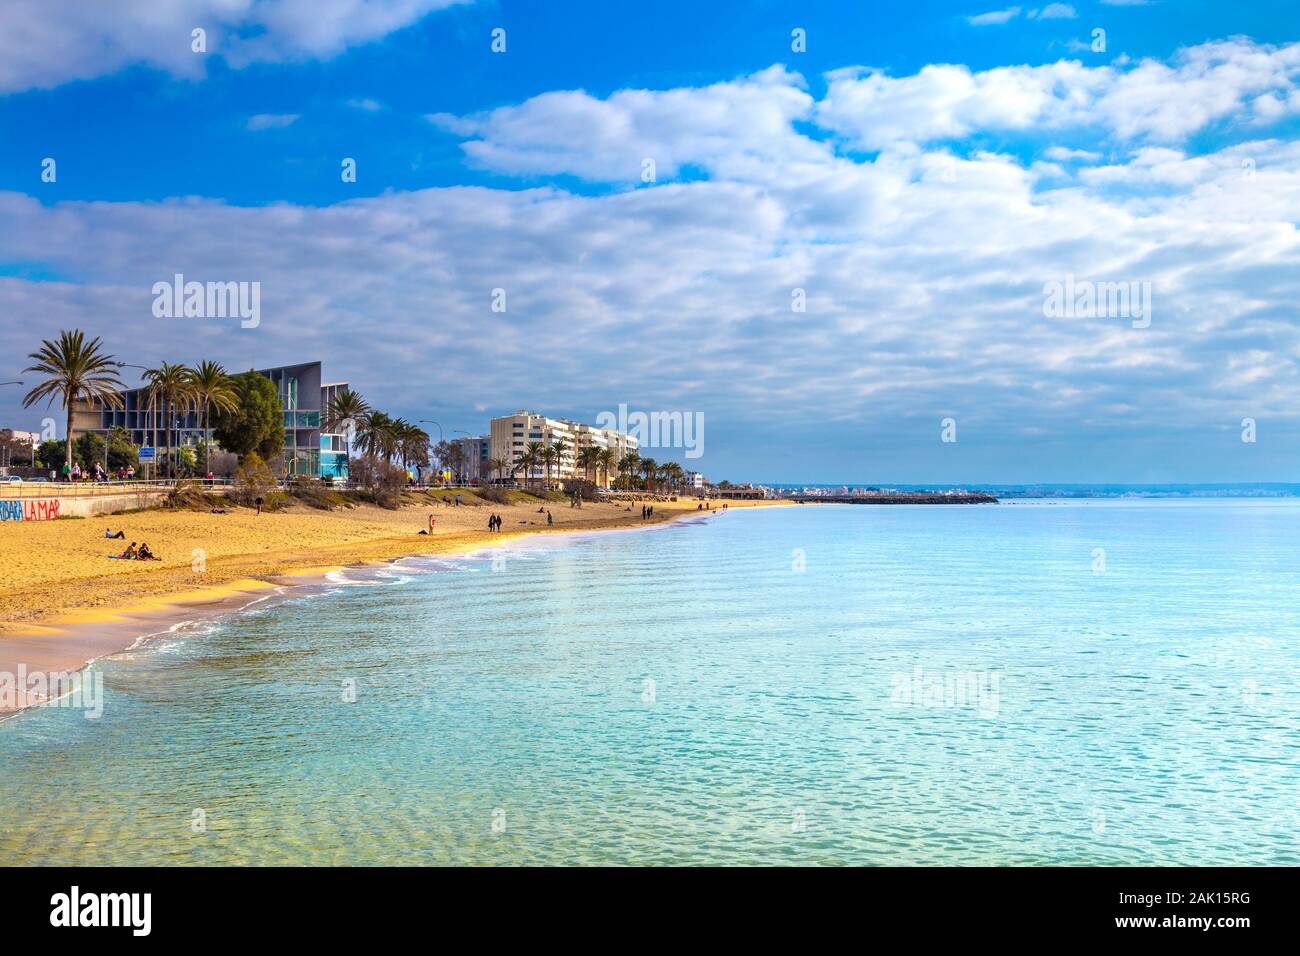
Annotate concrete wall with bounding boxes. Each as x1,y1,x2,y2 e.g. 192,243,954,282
0,491,172,522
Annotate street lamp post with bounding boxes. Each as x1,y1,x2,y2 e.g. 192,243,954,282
0,383,23,472
453,429,471,484
116,363,150,479
419,420,443,486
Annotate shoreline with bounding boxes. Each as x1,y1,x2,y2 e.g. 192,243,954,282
0,497,786,714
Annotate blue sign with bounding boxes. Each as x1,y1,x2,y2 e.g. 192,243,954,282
138,447,155,462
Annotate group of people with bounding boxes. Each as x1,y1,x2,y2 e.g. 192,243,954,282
487,513,504,532
641,505,655,520
116,541,159,561
63,463,136,482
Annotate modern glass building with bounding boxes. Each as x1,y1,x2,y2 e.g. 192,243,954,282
78,362,349,479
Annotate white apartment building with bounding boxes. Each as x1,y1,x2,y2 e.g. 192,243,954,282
682,470,706,491
490,411,638,487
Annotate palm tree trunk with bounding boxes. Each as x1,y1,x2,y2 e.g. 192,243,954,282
65,402,74,471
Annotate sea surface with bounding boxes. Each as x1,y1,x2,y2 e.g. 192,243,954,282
2,500,1298,865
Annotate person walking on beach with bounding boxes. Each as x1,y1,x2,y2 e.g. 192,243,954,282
546,510,553,526
428,513,436,533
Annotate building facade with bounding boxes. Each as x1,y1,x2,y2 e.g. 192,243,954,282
454,435,491,482
489,411,638,487
78,362,349,478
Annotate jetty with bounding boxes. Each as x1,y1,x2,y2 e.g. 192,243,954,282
791,493,997,505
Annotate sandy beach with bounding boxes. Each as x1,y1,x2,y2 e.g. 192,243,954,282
0,492,784,701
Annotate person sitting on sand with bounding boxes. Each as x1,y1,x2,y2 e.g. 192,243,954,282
105,528,126,539
137,543,159,561
120,542,138,559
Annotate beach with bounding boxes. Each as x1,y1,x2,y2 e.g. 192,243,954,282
0,493,783,698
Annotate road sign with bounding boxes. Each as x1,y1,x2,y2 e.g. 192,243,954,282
138,447,155,462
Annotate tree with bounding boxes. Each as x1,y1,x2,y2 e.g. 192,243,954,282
107,425,138,472
514,442,542,487
212,370,284,463
22,330,124,471
540,444,558,489
550,438,568,486
660,461,684,493
355,411,397,461
186,361,239,477
74,431,106,471
576,445,600,484
617,451,641,490
323,387,368,477
597,448,615,489
36,439,66,470
484,457,507,484
395,420,429,478
640,457,659,492
143,362,194,479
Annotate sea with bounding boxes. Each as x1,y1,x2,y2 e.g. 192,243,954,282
1,499,1297,865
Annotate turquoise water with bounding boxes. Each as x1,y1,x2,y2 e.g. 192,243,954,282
2,500,1298,865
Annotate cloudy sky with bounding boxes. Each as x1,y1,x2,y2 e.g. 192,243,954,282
1,0,1298,483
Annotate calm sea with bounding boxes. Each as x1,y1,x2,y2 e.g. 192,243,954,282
2,500,1298,865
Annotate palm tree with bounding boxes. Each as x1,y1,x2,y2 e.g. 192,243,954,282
515,442,543,487
540,444,558,489
185,361,239,477
550,438,568,486
526,440,546,487
616,451,641,491
576,445,601,483
143,362,195,478
323,387,369,478
356,411,397,461
22,330,125,473
597,448,616,489
661,461,684,493
640,457,659,492
395,421,430,479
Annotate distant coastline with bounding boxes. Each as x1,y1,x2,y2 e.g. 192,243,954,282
772,483,1300,499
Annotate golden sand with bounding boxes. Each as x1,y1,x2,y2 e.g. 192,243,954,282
0,493,784,684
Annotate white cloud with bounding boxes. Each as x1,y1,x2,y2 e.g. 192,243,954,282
1028,4,1077,19
5,36,1300,477
1043,146,1102,162
967,7,1022,26
247,113,300,131
815,39,1300,149
347,97,385,112
0,0,470,94
2,133,1297,456
429,66,827,183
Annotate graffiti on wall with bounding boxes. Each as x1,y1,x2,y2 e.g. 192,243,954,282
0,499,61,522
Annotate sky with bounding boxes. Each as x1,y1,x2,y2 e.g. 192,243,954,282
0,0,1298,483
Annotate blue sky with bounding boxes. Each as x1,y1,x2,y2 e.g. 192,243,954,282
1,0,1299,482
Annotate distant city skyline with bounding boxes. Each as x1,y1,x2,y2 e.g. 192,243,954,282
2,1,1299,482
